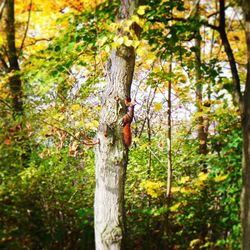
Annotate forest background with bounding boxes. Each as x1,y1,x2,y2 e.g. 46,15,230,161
0,0,249,249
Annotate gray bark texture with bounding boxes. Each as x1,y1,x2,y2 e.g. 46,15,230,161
241,1,250,249
94,1,142,249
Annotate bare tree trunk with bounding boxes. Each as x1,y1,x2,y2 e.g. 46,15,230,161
166,60,172,199
94,1,142,249
241,1,250,249
147,116,152,177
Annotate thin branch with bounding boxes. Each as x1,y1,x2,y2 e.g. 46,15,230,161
201,0,243,110
138,87,157,138
148,148,166,168
172,125,194,161
206,4,230,18
19,0,32,56
0,53,8,71
0,0,6,19
43,120,100,146
22,38,53,49
187,0,200,18
202,19,220,31
209,0,218,59
218,0,243,110
0,99,13,109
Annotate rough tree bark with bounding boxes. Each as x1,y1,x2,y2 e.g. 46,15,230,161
94,1,142,249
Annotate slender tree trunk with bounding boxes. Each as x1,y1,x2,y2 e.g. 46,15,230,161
162,60,173,250
146,89,156,178
241,1,250,249
147,116,152,177
195,40,207,157
166,61,172,199
94,1,142,249
194,4,208,160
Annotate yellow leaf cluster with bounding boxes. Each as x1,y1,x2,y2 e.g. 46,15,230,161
137,5,149,16
179,176,190,184
214,174,228,183
85,120,99,130
154,102,163,112
112,34,141,48
193,172,209,188
169,202,181,212
189,239,202,248
198,172,208,182
140,180,164,198
71,104,81,112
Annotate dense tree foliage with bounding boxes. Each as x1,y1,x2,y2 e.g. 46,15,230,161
0,0,247,249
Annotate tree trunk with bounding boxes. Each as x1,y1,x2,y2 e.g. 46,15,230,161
4,0,24,116
217,1,250,247
195,38,207,157
166,60,172,198
1,0,30,167
241,1,250,249
194,4,208,160
94,1,142,249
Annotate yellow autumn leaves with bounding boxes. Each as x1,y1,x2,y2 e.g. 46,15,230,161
140,180,165,198
140,172,228,199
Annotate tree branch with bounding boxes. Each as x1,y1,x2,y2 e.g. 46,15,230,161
202,19,220,31
202,1,243,110
43,120,100,146
0,53,8,72
0,99,12,110
0,0,6,19
218,0,243,110
206,4,230,18
19,0,32,57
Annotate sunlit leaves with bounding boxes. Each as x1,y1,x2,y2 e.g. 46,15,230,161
140,180,164,198
0,0,245,249
153,102,163,112
137,5,148,16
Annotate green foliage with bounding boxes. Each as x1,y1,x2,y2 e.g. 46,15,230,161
0,0,245,249
124,107,242,249
1,145,95,250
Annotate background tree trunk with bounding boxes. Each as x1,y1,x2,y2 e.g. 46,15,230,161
194,3,208,161
166,60,172,199
241,1,250,249
94,1,142,249
3,0,23,116
1,0,30,167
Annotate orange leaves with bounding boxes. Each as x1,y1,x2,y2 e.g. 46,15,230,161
3,123,32,146
4,136,12,145
62,0,105,12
